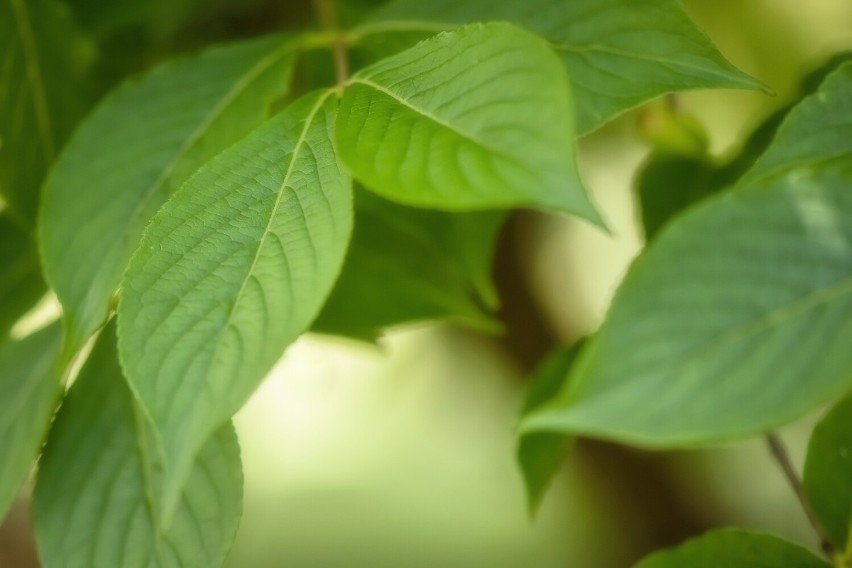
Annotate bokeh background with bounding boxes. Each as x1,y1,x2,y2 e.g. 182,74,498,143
3,0,852,566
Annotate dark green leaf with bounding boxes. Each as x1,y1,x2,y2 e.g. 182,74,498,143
634,529,830,568
117,91,352,518
0,216,46,341
0,322,61,520
34,323,243,568
313,188,504,340
522,63,852,446
803,394,852,551
40,34,296,355
337,23,600,221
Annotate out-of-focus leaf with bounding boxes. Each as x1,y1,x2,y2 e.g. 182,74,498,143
34,323,243,568
117,91,351,519
522,63,852,447
313,189,504,340
634,529,830,568
0,322,61,521
360,0,766,134
803,394,852,551
0,0,93,226
337,23,600,221
40,34,296,355
0,217,46,341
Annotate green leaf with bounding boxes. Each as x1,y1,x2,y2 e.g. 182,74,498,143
516,345,581,515
34,323,242,568
0,0,92,226
521,63,852,447
0,322,61,521
803,394,852,551
39,34,296,356
313,188,504,340
361,0,766,134
117,91,352,518
0,216,47,341
337,22,600,221
634,529,830,568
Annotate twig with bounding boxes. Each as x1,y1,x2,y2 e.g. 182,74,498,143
312,0,349,91
765,433,836,560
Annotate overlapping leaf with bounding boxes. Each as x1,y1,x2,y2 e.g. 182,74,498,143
117,91,352,517
634,529,830,568
0,217,46,341
313,188,504,339
362,0,765,133
0,0,92,226
40,34,296,355
337,23,600,221
521,63,852,446
34,323,242,568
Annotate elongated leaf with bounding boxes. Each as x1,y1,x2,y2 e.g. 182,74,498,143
634,529,830,568
522,63,852,446
0,0,92,226
118,91,352,517
516,345,580,515
337,23,600,221
0,322,61,520
0,216,46,340
362,0,765,134
803,394,852,551
40,34,296,355
313,188,504,339
34,323,242,568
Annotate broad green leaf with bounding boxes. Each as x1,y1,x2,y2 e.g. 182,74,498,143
634,529,830,568
0,0,92,226
803,394,852,551
0,322,61,520
521,63,852,446
313,188,504,340
0,216,46,340
361,0,765,134
337,23,600,221
516,345,580,515
117,91,352,518
40,34,296,356
34,323,242,568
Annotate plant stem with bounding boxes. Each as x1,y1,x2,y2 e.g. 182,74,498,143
765,433,836,560
312,0,349,91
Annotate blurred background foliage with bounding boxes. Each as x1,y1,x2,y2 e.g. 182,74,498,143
2,0,852,566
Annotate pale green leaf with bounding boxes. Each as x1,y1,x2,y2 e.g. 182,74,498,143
522,63,852,446
34,323,242,568
117,91,352,517
337,23,600,221
0,216,46,341
39,34,296,355
634,529,830,568
361,0,766,134
313,188,504,340
803,394,852,551
0,0,92,226
0,322,61,520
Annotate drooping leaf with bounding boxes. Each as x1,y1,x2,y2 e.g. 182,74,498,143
516,344,581,515
39,34,296,355
313,188,504,340
117,91,352,518
0,0,93,226
33,323,242,568
360,0,766,133
0,322,61,521
0,216,47,341
634,529,830,568
336,23,600,221
521,63,852,447
803,394,852,551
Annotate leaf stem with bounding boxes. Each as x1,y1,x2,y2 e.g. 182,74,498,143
765,433,836,560
312,0,349,92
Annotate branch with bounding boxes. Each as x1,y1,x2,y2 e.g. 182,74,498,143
312,0,349,91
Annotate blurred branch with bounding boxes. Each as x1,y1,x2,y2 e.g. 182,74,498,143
312,0,348,90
